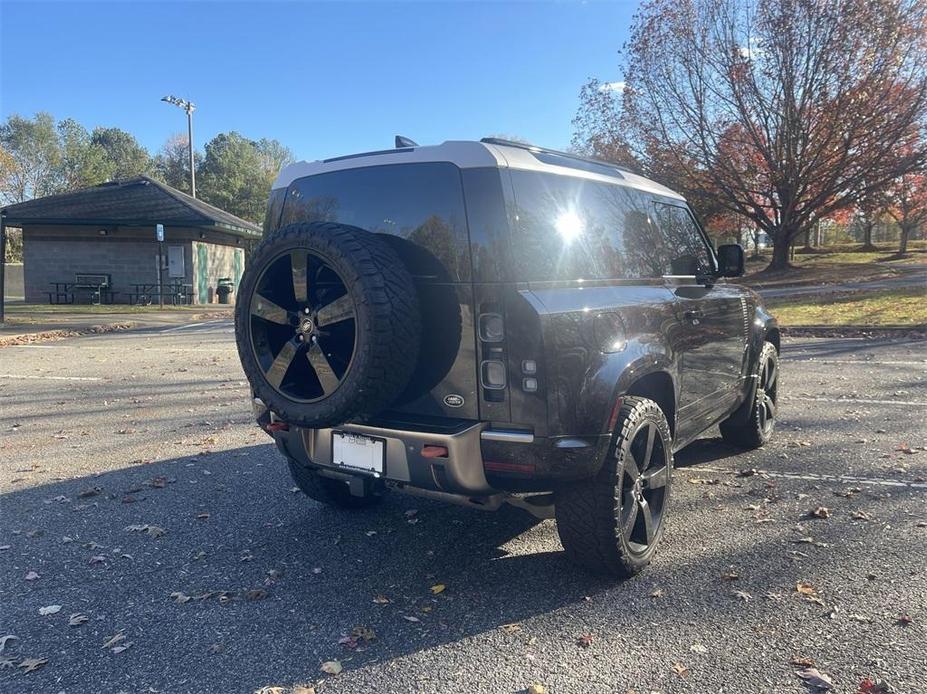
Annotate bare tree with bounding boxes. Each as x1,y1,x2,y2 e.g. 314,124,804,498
577,0,927,270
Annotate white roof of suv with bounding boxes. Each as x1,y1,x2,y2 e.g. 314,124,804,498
272,139,685,201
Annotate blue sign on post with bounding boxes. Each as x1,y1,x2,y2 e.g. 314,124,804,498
156,223,164,242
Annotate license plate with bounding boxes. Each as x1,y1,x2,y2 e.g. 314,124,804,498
331,432,385,476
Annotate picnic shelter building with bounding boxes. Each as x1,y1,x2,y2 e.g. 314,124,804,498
1,177,261,304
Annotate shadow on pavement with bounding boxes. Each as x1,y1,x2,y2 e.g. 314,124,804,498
2,438,923,692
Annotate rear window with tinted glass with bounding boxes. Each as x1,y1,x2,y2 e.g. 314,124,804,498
280,163,470,281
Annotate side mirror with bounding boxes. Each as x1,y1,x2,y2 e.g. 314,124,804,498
717,244,745,277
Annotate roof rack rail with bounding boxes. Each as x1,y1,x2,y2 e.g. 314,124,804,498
479,137,636,175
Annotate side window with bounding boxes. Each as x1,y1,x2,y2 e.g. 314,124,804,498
508,171,663,280
651,202,715,276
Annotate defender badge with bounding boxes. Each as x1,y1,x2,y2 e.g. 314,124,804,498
444,394,465,408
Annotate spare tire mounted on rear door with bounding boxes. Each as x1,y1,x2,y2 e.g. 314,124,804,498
235,222,422,428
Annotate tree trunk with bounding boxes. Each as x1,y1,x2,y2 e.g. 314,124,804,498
860,221,876,251
767,235,793,271
898,225,910,255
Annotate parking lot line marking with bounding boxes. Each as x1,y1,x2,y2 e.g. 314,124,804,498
0,373,102,381
785,396,927,407
685,466,927,489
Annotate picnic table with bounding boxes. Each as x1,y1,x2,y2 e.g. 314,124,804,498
128,282,194,306
48,274,116,305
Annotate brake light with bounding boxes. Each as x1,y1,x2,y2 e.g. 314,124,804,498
480,360,506,389
478,313,505,342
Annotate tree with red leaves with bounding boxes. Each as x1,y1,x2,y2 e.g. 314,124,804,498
886,170,927,254
573,0,927,271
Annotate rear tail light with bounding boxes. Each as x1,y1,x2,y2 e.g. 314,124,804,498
478,313,505,342
480,360,506,389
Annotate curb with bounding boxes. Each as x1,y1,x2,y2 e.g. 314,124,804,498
0,322,137,347
782,324,927,339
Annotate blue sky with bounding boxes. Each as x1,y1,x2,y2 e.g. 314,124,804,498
1,1,635,162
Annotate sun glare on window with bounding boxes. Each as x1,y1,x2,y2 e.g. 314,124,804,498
555,210,583,242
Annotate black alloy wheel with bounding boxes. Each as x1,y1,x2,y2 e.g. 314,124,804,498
619,419,671,556
756,347,778,437
249,249,356,403
555,395,674,578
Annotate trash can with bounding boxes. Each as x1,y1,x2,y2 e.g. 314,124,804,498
216,277,234,304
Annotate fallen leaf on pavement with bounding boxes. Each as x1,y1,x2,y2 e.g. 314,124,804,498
24,571,40,581
0,636,17,654
720,569,739,581
649,588,665,598
796,667,834,690
851,510,874,521
808,507,832,519
372,594,390,604
39,605,61,616
858,677,895,693
734,590,752,601
791,656,816,667
245,589,268,601
171,592,192,604
849,614,872,623
430,584,446,594
68,613,89,626
576,634,594,648
320,660,342,675
351,626,376,642
690,643,708,654
527,684,547,694
501,623,522,633
672,662,690,677
18,657,47,673
111,642,133,654
895,615,912,626
89,555,105,564
101,632,125,649
402,615,421,623
796,581,817,596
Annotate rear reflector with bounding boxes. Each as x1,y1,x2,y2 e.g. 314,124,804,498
421,445,449,459
484,460,536,474
266,422,289,432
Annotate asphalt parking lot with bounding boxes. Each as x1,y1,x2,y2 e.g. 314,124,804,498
1,322,924,694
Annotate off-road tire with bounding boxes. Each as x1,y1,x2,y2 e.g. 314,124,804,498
235,222,421,428
555,396,674,578
720,342,779,449
287,459,382,510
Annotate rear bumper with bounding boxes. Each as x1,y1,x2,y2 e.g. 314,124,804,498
257,403,609,495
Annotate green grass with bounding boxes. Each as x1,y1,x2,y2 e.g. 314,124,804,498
767,286,927,327
744,243,925,288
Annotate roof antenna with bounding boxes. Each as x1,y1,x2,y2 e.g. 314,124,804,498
395,135,418,148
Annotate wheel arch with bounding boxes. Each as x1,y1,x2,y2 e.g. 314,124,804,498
621,370,677,439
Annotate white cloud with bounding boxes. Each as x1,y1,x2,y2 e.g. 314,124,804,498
598,81,627,93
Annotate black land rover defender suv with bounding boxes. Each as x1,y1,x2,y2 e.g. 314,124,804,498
235,138,780,577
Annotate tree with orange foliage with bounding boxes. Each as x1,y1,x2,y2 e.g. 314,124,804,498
886,170,927,255
574,0,927,271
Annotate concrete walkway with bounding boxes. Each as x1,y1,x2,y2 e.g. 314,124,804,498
756,264,927,298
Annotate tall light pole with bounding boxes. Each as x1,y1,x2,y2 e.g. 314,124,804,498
161,95,197,198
